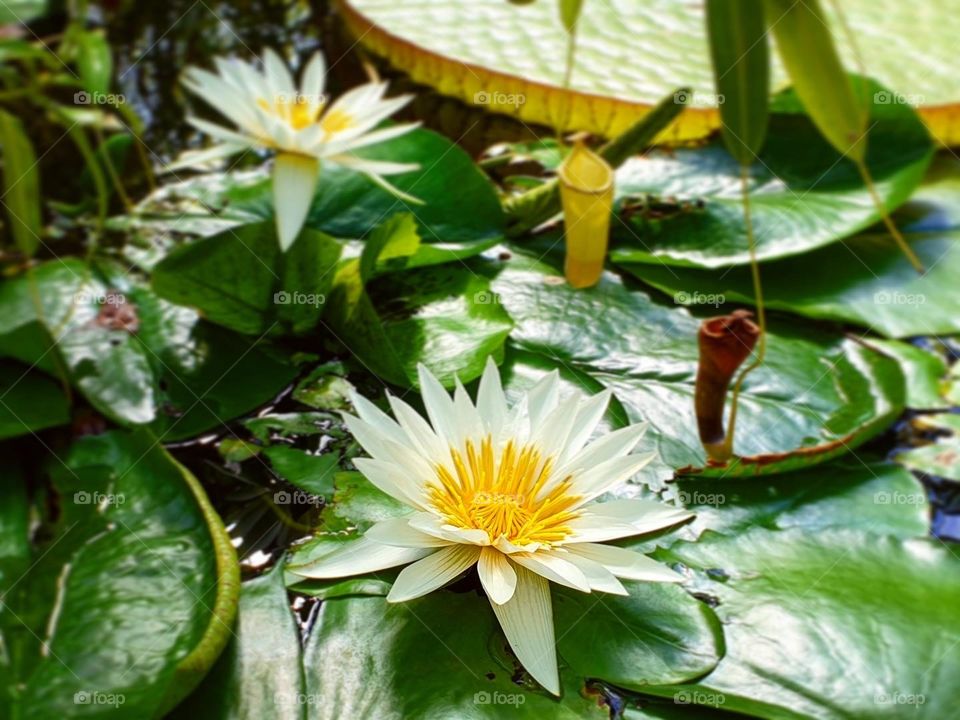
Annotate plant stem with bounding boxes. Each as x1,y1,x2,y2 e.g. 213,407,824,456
722,165,766,459
857,159,924,273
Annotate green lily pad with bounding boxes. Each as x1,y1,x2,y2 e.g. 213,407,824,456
643,528,960,719
340,0,960,144
170,563,304,720
152,221,342,336
327,225,513,387
618,157,960,338
0,259,296,436
896,439,960,481
125,127,504,268
609,81,932,268
304,586,719,718
864,340,949,410
0,430,239,717
490,249,904,477
264,446,339,499
0,359,69,439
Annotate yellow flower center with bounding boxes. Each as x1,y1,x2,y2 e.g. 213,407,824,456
319,108,354,135
257,95,320,131
429,436,580,548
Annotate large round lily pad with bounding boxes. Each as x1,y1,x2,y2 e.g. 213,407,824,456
340,0,960,144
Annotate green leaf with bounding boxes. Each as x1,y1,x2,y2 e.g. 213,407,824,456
264,446,338,498
152,221,342,336
609,80,932,268
865,340,948,410
672,457,930,542
0,359,69,439
764,0,867,161
1,430,239,718
491,248,904,477
170,563,304,720
644,528,960,719
339,0,960,142
75,29,113,97
0,109,41,256
0,0,46,24
705,0,769,164
304,589,718,718
896,439,960,482
327,235,513,387
128,128,504,267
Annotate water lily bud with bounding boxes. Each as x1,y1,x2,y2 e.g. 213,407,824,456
558,139,614,289
695,309,760,463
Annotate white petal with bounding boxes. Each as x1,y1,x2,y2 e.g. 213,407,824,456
417,363,457,445
510,551,590,592
477,356,508,433
263,47,296,98
318,121,421,157
561,516,647,543
554,550,629,595
489,565,560,695
353,169,424,205
579,498,694,534
565,543,684,583
559,389,613,463
478,546,517,605
386,394,448,461
352,457,427,510
566,451,658,505
555,423,648,481
300,51,327,103
164,143,247,172
328,154,420,176
526,370,560,428
182,69,261,132
494,536,541,555
272,152,319,251
289,536,432,579
529,393,580,461
407,513,490,546
186,116,254,146
453,377,484,445
364,516,453,548
386,545,481,602
350,392,409,447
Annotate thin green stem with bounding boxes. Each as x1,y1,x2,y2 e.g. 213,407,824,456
857,159,924,273
722,165,766,459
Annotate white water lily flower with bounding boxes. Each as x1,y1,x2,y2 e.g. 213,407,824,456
290,359,692,695
175,49,421,250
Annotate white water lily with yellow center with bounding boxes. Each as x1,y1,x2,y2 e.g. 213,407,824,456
176,49,420,250
292,359,692,694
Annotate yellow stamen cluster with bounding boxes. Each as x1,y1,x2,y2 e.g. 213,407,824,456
319,108,354,135
429,436,580,548
257,95,320,131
